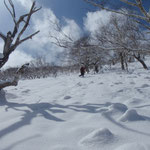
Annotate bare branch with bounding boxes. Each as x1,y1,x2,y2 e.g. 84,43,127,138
120,0,138,7
11,13,29,38
8,0,16,18
0,63,29,89
0,79,18,89
84,0,149,22
49,19,73,43
134,19,150,31
0,1,41,70
0,32,6,41
49,19,76,50
18,31,40,45
16,1,41,43
4,0,16,24
135,0,150,19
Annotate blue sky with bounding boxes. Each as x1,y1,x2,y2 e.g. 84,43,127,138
0,0,96,32
0,0,150,68
0,0,99,68
37,0,96,27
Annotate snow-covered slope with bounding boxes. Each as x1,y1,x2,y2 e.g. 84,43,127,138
1,64,150,150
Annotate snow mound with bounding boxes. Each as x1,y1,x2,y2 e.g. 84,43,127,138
115,143,150,150
141,84,150,88
109,103,128,113
128,98,143,106
119,109,145,122
105,102,112,106
80,128,115,146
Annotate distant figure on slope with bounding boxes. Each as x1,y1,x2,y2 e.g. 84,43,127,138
94,64,99,73
79,65,85,77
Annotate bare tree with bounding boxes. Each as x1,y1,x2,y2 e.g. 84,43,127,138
93,14,148,70
0,63,29,89
49,19,74,49
68,35,110,73
49,19,117,72
0,0,41,89
84,0,150,30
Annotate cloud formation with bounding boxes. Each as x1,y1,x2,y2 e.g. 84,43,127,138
4,50,33,69
15,0,33,10
0,0,113,68
0,0,82,68
27,7,82,64
84,10,112,33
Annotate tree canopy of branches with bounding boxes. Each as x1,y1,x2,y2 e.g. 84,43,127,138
102,15,148,69
84,0,150,31
0,0,41,89
49,0,150,72
68,35,110,72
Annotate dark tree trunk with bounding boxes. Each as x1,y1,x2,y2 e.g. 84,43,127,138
133,54,148,70
120,52,125,70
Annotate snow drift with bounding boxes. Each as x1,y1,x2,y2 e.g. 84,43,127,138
119,109,145,122
80,128,116,146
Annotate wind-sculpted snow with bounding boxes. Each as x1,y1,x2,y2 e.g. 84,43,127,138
0,62,150,150
108,103,128,113
80,128,117,146
119,109,145,122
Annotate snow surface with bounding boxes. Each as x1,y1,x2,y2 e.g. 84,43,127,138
1,62,150,150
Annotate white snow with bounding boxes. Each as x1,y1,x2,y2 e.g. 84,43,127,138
80,128,116,146
119,109,145,122
115,143,150,150
1,61,150,150
108,103,128,113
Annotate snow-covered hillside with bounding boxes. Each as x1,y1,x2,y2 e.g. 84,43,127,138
1,63,150,150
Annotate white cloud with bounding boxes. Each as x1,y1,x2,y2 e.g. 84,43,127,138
62,18,82,41
4,50,34,69
84,10,112,33
0,0,82,67
15,0,33,10
31,8,58,47
25,7,82,64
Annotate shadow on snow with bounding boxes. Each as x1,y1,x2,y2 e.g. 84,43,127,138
0,90,65,139
0,89,150,140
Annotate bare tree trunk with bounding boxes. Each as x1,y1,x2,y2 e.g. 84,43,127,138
0,0,41,90
120,52,125,70
0,63,29,89
0,0,41,69
124,53,128,71
133,54,148,70
125,60,128,71
0,77,18,90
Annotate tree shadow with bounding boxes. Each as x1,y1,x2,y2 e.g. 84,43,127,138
68,103,106,113
1,90,150,139
67,103,150,137
0,90,66,139
135,104,150,109
102,111,150,137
